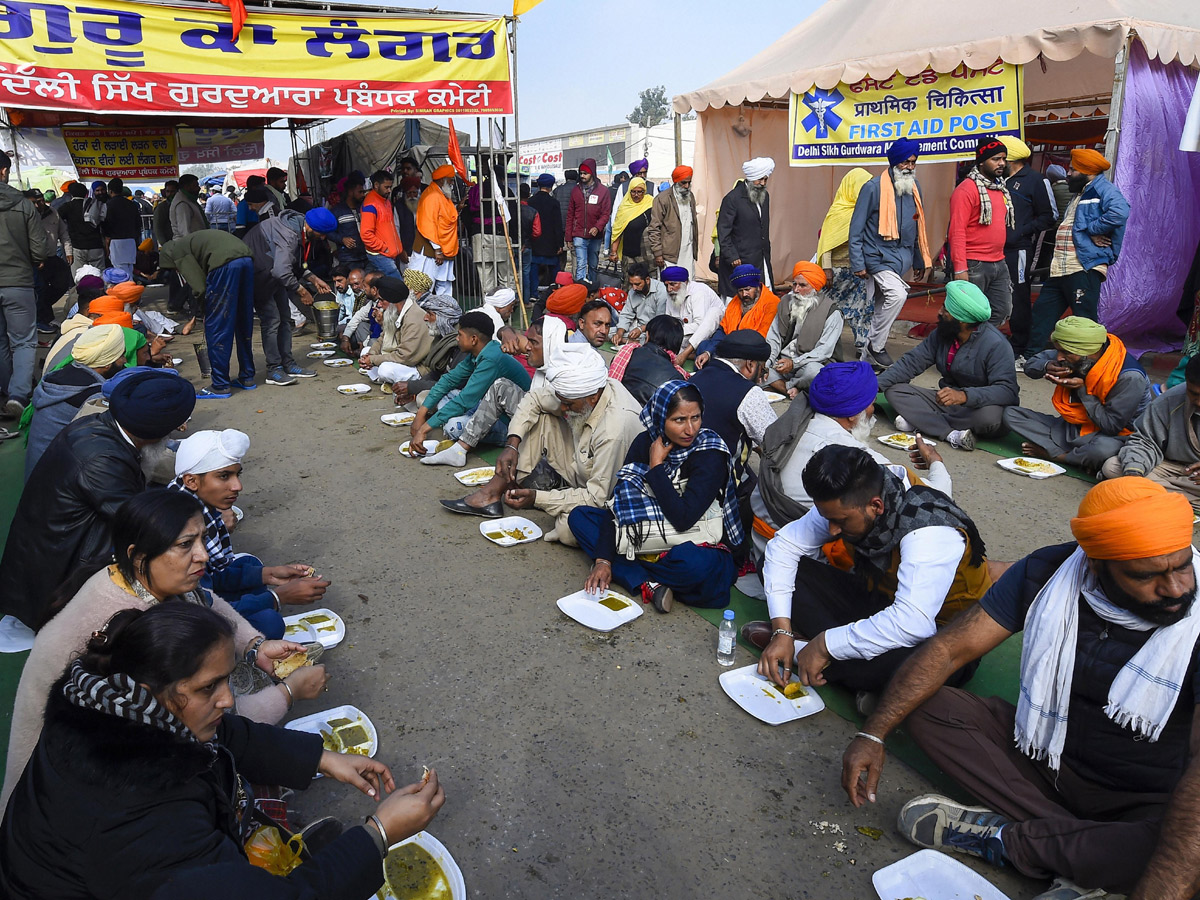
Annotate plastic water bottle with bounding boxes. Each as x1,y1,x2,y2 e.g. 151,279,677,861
717,609,737,667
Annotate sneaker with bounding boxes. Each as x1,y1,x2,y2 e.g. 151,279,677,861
641,581,673,613
897,794,1009,866
864,345,894,369
36,321,57,334
266,367,297,386
196,386,232,400
1013,355,1027,371
286,364,317,379
234,379,258,391
2,398,24,419
894,415,913,433
1030,877,1108,900
947,429,976,451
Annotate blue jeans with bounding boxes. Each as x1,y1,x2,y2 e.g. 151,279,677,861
205,257,256,389
521,247,535,304
1026,269,1104,354
567,506,735,608
201,556,284,639
0,286,37,403
573,236,601,282
366,254,401,277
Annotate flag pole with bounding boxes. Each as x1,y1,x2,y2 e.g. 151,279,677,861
510,13,528,329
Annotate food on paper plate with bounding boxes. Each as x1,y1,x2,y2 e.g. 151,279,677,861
381,841,450,900
485,527,529,542
273,649,311,679
782,682,808,700
599,595,629,611
1012,457,1057,474
883,433,914,445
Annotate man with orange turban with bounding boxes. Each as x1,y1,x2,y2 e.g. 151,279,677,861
841,475,1200,899
1003,315,1152,472
411,164,460,295
546,282,587,318
1025,147,1130,356
764,261,843,394
645,164,697,277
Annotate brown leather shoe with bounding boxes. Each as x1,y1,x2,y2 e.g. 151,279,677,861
741,620,771,650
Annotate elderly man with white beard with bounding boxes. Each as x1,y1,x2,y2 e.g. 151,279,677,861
660,266,726,366
358,275,433,384
746,361,951,573
442,343,643,545
849,138,933,370
765,261,844,396
717,157,775,297
646,165,698,277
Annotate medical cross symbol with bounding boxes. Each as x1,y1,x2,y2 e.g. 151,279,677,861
802,88,844,139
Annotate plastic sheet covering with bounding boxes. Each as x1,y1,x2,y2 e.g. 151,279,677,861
1102,43,1200,353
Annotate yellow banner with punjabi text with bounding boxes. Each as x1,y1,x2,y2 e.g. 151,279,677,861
789,62,1022,166
0,0,511,118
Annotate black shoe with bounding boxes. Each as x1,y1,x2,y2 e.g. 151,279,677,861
440,497,503,518
642,581,674,613
36,321,57,334
864,345,894,369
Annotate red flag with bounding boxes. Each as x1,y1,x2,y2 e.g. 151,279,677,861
446,118,471,183
209,0,247,39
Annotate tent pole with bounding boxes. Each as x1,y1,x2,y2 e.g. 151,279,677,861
674,113,683,168
1103,33,1133,176
510,15,526,326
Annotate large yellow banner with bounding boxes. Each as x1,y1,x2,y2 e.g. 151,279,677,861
0,0,512,117
789,62,1023,166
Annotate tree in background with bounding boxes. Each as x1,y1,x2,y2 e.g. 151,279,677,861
627,86,670,128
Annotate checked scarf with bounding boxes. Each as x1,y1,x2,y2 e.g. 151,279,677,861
167,478,234,571
610,380,744,551
851,468,985,581
967,166,1014,228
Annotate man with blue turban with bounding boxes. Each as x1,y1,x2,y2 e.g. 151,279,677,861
0,369,196,629
878,280,1020,450
745,360,952,574
849,137,933,370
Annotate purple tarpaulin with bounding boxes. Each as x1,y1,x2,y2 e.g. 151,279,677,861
1102,42,1200,355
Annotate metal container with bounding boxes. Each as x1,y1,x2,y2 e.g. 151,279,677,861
314,301,340,340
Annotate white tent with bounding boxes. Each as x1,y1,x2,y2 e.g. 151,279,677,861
674,0,1200,350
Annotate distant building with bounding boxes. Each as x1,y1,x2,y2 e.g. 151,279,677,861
517,120,697,186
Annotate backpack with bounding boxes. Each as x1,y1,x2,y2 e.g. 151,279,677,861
757,392,817,528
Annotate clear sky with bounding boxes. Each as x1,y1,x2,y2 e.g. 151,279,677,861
267,0,826,159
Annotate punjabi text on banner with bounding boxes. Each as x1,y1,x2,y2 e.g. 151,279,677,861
62,126,178,178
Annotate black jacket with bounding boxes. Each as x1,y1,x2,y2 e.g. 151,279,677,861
0,412,145,629
59,196,105,251
528,190,564,257
103,195,143,241
0,678,384,900
716,181,772,295
1004,166,1057,253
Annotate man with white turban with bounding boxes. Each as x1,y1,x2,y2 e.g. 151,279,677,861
167,428,330,638
23,324,128,479
480,287,518,343
716,158,775,296
442,341,642,544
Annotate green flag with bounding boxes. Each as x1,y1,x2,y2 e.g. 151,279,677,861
606,146,615,178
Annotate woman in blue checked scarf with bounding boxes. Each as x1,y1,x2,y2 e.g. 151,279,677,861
568,380,740,612
0,602,444,899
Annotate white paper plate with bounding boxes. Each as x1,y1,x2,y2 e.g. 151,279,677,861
718,663,825,725
282,607,345,649
171,357,183,365
323,357,354,367
479,516,542,547
878,432,937,450
310,341,336,350
337,383,371,395
380,831,467,900
764,391,789,403
556,588,642,632
380,411,416,426
230,505,244,523
872,849,1012,900
285,704,378,759
453,466,496,486
996,456,1066,479
399,439,441,457
308,349,334,358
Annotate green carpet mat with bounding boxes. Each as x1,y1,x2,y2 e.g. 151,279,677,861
0,440,30,764
873,393,1097,485
690,589,1023,793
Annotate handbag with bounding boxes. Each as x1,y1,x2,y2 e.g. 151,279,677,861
611,474,724,559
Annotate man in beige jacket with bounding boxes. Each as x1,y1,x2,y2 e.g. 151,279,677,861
360,275,433,382
645,165,698,278
443,343,642,545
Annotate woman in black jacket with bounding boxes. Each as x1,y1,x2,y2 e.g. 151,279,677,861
568,381,741,612
0,603,444,900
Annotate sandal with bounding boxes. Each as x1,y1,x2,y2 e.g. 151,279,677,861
0,427,19,441
196,387,232,400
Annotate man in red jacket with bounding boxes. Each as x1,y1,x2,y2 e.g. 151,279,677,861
566,158,611,284
948,136,1013,327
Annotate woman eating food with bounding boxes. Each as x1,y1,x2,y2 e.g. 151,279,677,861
568,380,742,612
0,603,444,898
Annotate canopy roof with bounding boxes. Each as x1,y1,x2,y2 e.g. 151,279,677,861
674,0,1200,113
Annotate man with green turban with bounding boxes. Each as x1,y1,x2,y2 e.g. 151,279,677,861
1002,315,1152,471
877,281,1019,450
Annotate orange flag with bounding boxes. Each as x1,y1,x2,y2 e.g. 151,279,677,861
513,0,546,14
209,0,247,39
446,119,471,183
